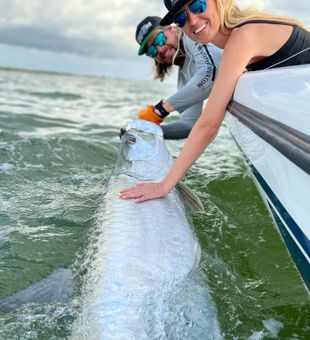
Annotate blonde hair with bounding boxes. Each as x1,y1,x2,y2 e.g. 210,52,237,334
215,0,306,33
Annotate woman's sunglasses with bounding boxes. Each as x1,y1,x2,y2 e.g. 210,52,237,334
173,0,207,28
146,31,167,58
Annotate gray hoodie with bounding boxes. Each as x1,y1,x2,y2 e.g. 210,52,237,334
162,33,222,139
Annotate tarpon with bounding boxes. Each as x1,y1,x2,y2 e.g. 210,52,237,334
70,119,208,339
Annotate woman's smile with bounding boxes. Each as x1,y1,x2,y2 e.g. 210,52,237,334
193,22,208,34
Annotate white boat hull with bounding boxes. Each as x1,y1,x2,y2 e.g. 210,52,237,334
226,65,310,291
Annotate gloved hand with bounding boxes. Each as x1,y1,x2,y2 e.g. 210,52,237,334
138,105,164,125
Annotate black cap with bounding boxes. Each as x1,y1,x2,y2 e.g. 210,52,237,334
160,0,190,26
136,16,162,55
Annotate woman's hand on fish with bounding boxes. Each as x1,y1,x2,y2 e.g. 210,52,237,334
119,182,168,203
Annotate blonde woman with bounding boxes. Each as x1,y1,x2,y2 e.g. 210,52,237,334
120,0,310,202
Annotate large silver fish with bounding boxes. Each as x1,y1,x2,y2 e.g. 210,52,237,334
71,119,207,339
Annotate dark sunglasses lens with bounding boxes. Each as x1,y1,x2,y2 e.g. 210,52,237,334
147,45,157,58
153,32,167,47
189,0,206,14
173,10,187,27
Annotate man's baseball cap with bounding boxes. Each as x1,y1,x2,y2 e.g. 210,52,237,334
136,16,162,55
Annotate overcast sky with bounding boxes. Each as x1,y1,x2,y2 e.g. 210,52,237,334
0,0,309,78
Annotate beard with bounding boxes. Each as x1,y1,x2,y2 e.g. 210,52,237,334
157,43,178,65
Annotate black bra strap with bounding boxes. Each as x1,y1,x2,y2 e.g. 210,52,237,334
234,19,294,29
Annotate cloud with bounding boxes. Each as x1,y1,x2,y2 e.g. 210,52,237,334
239,0,310,24
0,0,309,60
0,0,168,59
0,26,135,59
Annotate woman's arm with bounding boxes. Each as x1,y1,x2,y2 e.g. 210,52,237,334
120,29,257,202
166,39,222,113
161,102,203,139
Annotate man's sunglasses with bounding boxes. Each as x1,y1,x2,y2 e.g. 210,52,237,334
173,0,207,28
146,31,167,58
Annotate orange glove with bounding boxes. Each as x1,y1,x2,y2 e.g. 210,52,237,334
138,105,164,125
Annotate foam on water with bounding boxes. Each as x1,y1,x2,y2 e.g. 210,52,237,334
248,319,284,339
0,303,76,339
0,163,13,173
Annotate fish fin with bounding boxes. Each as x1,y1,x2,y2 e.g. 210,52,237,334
176,181,205,213
0,268,75,313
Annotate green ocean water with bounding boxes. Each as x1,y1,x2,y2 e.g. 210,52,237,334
0,68,308,339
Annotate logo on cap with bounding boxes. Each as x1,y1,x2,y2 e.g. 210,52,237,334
137,21,153,45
